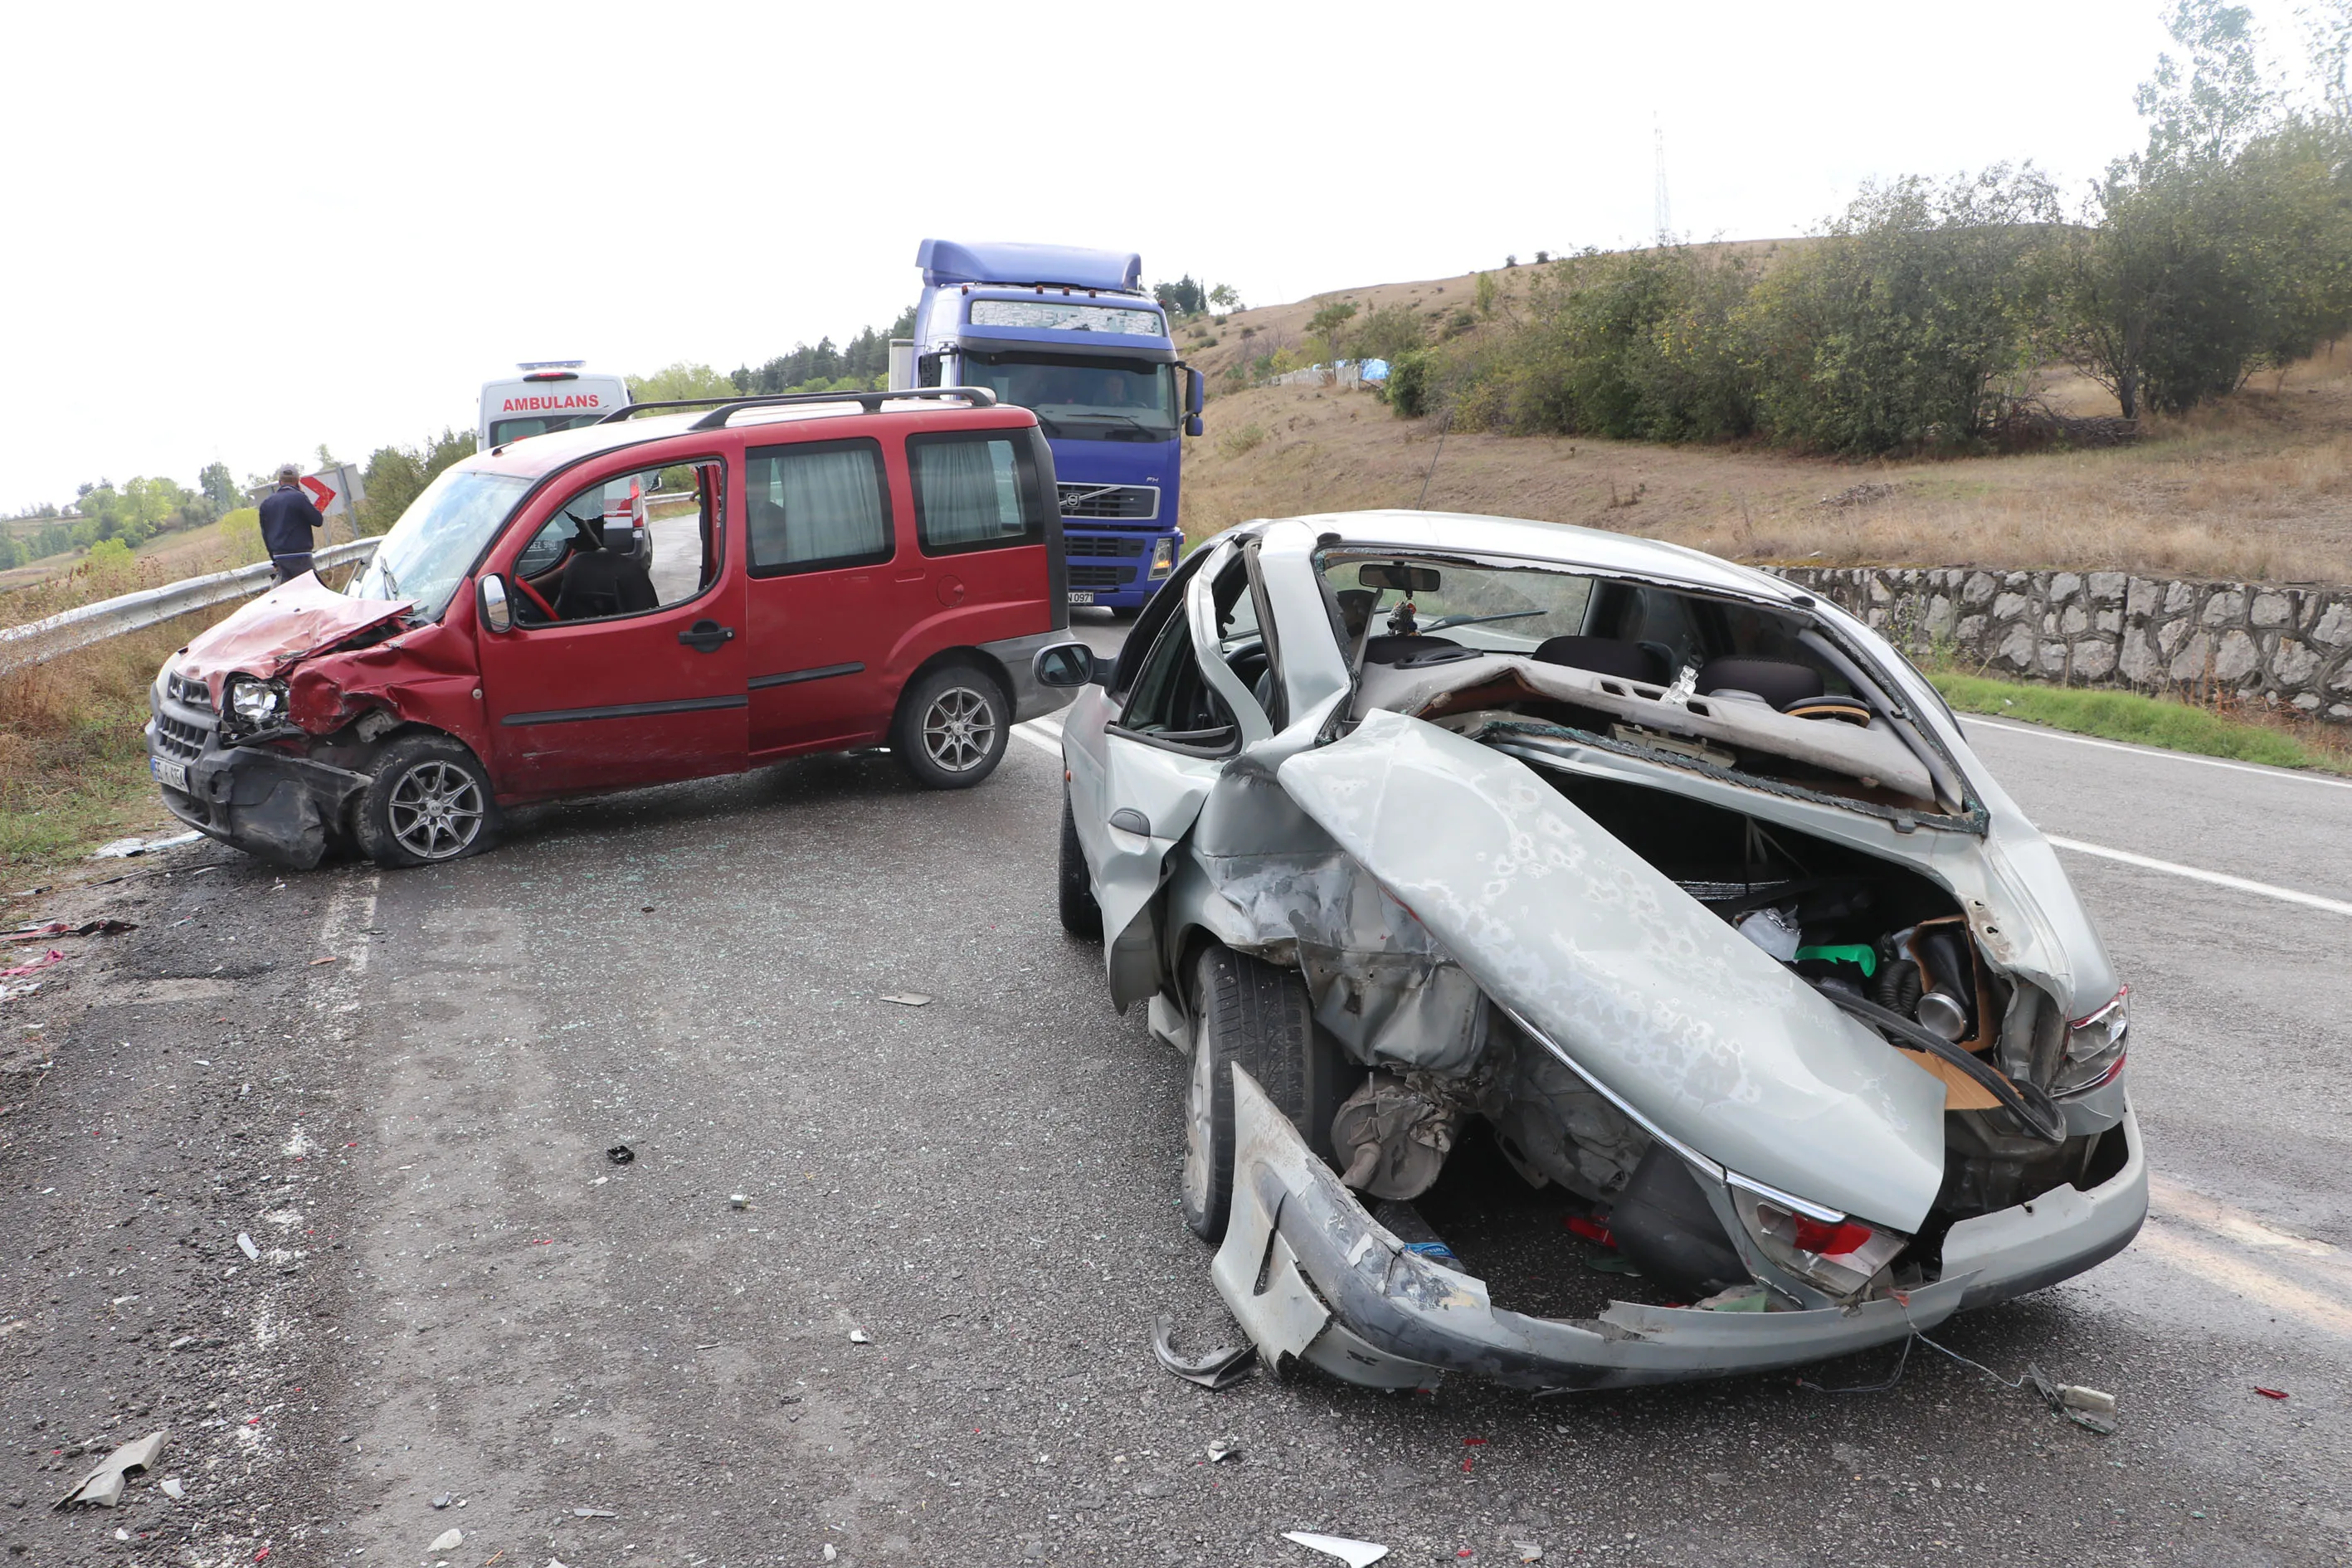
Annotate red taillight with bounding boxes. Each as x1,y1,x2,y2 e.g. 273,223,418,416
1789,1217,1877,1257
523,370,578,382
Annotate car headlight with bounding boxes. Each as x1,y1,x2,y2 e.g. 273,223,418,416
2052,986,2128,1096
1729,1188,1906,1299
226,676,289,730
1147,535,1177,579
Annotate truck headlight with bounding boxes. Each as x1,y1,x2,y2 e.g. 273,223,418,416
1729,1188,1906,1299
226,676,289,730
1147,536,1177,579
2053,986,2128,1096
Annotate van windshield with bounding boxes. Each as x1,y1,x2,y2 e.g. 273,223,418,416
348,468,533,620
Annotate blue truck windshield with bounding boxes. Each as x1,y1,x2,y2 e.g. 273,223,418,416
962,353,1176,441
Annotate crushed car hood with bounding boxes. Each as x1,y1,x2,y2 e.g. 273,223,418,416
1276,709,1948,1231
176,575,411,708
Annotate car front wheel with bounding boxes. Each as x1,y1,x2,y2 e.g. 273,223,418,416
353,733,499,869
1181,943,1357,1242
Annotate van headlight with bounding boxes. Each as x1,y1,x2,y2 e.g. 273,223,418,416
226,676,289,731
1148,536,1177,580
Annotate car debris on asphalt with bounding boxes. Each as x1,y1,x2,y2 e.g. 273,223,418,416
1281,1531,1389,1566
880,992,933,1007
236,1232,260,1260
1151,1311,1256,1390
89,831,201,859
606,1144,635,1165
56,1430,166,1508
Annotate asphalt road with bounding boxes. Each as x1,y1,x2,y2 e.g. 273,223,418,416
2,625,2347,1567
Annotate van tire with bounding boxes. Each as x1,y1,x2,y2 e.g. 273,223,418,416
1059,795,1103,940
353,733,499,869
1181,944,1356,1242
892,664,1009,790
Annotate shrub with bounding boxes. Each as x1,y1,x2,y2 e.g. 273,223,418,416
1218,422,1268,456
1387,350,1434,417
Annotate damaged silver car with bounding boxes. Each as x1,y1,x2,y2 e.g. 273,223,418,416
1045,511,2145,1390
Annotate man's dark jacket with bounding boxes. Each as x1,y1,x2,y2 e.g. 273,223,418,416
259,485,324,558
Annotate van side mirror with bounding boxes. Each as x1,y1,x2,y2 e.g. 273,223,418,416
1033,641,1102,689
478,574,514,633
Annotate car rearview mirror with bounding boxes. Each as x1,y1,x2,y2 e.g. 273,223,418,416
1033,641,1101,689
1359,562,1440,592
478,574,513,633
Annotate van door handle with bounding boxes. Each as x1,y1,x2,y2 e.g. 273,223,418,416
679,620,735,653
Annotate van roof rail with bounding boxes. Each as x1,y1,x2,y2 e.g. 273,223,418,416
597,387,999,430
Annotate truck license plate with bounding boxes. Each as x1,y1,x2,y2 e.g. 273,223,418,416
150,757,187,791
1066,591,1095,606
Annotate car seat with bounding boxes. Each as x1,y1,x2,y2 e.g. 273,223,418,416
1694,656,1824,710
553,533,660,620
1532,635,1670,684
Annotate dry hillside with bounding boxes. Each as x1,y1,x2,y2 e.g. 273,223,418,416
1179,267,2352,585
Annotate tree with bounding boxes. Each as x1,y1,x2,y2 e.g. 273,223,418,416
1208,283,1242,312
2309,0,2352,121
199,461,239,512
0,533,22,571
2138,0,2273,164
358,427,478,536
628,363,735,405
1347,304,1428,364
1152,275,1207,317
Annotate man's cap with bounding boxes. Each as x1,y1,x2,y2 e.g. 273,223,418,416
276,461,302,480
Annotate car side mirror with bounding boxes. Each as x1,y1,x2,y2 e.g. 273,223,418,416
478,574,513,634
1033,641,1102,689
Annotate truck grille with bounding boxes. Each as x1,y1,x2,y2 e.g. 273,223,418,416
1068,565,1131,588
1068,536,1147,558
153,714,207,762
1058,484,1159,520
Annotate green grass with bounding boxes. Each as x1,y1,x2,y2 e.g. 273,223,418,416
1928,670,2350,774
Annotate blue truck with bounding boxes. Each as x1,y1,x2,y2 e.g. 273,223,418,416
892,239,1203,614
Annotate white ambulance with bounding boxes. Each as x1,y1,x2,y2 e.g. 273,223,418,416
476,363,650,558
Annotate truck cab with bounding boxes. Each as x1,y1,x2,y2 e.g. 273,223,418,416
892,241,1203,616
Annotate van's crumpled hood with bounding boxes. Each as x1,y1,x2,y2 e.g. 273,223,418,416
176,575,411,709
1276,709,1947,1231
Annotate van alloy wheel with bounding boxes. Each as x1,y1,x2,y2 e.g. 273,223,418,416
920,684,999,774
386,760,485,860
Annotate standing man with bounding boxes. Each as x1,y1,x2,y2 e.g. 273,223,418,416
259,461,324,582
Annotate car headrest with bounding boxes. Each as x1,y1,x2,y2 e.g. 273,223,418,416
1533,635,1669,684
1695,656,1825,710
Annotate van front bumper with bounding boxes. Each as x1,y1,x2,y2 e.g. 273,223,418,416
147,684,368,870
1211,1066,2147,1392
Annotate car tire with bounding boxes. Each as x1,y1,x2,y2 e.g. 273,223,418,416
892,664,1009,790
1059,794,1103,940
353,733,499,869
1181,943,1358,1242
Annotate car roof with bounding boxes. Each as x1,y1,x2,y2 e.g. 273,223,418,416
460,399,1040,480
1263,509,1807,605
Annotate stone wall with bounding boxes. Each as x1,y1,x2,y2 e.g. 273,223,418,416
1770,565,2352,723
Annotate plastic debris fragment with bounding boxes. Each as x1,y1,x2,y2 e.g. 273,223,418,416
606,1145,634,1166
880,992,933,1007
1152,1311,1257,1390
1207,1439,1240,1463
2255,1386,2290,1400
1282,1531,1390,1566
850,1329,871,1344
57,1433,165,1507
237,1233,261,1261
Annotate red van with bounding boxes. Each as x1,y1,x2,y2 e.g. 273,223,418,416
145,389,1088,869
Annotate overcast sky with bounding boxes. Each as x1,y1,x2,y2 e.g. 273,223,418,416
0,0,2323,510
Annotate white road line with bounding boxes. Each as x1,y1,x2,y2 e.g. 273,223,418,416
1960,715,2352,791
1012,720,1064,757
2047,835,2352,917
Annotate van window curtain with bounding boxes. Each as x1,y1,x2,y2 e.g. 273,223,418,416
751,447,886,569
915,439,1024,547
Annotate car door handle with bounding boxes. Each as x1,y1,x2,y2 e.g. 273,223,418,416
679,620,735,653
1109,807,1152,837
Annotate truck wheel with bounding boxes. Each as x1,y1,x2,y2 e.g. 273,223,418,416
1181,944,1357,1242
1059,794,1103,940
892,664,1008,790
353,733,499,868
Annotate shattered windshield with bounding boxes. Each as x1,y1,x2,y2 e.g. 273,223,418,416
348,468,533,620
1319,556,1596,652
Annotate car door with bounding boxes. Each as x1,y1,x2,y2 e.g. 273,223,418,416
475,453,747,797
1078,541,1273,1006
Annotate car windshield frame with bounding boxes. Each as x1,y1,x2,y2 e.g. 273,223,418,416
347,467,534,621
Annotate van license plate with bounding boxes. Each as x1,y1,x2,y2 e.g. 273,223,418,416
150,757,187,791
1067,592,1095,605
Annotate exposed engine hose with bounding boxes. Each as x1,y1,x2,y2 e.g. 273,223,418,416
1814,983,2067,1142
1872,957,1925,1015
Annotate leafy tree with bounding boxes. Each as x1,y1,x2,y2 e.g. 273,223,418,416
629,363,736,406
1209,284,1243,312
357,427,478,536
0,533,22,571
1348,304,1428,364
1152,275,1207,317
2139,0,2273,163
199,461,239,512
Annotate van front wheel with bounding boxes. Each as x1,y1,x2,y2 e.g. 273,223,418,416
353,733,499,868
893,665,1009,790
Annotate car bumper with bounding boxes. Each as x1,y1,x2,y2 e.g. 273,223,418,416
1212,1066,2147,1392
146,691,369,870
976,631,1089,726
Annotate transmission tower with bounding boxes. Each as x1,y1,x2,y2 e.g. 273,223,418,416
1653,117,1672,243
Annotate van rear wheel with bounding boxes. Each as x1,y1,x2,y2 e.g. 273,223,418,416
892,665,1008,790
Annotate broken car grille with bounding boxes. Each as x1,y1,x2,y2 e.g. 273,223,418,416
153,714,207,762
1059,484,1159,519
167,673,213,711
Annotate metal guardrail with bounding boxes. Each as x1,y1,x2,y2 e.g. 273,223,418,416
0,537,381,674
